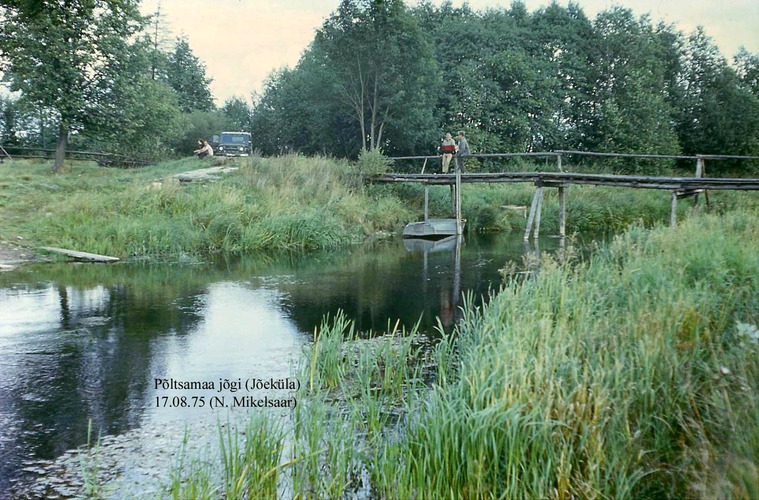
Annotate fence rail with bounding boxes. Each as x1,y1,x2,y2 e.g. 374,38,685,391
0,146,154,168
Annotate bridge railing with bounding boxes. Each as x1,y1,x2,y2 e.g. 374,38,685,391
388,150,759,177
389,152,563,174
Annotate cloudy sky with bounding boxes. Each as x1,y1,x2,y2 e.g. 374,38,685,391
140,0,759,105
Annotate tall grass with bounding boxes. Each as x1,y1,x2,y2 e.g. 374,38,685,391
162,210,758,498
374,210,759,498
1,155,414,259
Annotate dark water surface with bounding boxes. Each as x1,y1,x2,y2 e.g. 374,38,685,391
0,233,569,497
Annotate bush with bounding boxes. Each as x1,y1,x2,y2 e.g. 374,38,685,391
354,148,393,175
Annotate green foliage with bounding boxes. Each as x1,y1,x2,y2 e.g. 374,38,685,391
354,148,393,175
676,29,759,171
0,156,415,258
0,0,146,170
251,0,440,157
165,37,215,113
315,0,439,153
220,96,252,132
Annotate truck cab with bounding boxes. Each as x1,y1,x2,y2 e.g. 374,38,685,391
212,132,252,157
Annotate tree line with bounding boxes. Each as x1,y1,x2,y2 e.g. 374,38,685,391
2,0,758,174
0,0,242,172
250,0,759,173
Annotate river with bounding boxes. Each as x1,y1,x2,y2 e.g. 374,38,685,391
0,233,569,498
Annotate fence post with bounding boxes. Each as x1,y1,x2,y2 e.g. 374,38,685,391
455,168,463,235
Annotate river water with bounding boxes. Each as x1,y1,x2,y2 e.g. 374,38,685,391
0,233,567,498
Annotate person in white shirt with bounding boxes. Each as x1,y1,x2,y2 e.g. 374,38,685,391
194,139,214,159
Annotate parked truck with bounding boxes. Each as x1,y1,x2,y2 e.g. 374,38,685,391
211,132,252,157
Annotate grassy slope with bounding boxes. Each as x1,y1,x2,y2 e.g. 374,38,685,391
0,155,414,259
2,155,757,260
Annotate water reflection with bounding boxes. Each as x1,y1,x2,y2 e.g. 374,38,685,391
0,233,566,495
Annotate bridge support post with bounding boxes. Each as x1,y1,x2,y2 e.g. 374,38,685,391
534,187,544,238
558,185,566,238
424,184,429,221
524,186,543,240
455,168,463,235
670,191,678,228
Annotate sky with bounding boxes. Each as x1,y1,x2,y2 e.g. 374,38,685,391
140,0,759,105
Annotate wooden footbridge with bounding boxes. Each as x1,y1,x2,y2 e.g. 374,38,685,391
372,151,759,239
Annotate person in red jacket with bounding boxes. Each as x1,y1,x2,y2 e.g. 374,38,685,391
440,132,456,173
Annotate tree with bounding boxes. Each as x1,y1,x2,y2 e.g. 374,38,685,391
735,48,759,96
314,0,439,153
146,0,173,82
676,29,759,170
0,95,19,146
0,0,145,172
251,61,346,156
221,96,252,132
165,37,215,113
582,8,681,172
528,3,597,151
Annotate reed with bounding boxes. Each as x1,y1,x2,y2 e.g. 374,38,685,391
373,210,759,498
79,419,104,499
167,430,216,499
218,415,286,499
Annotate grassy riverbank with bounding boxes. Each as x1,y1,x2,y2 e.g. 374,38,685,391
1,155,757,261
0,155,413,259
162,209,759,498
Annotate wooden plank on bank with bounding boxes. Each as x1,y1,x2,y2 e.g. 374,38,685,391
39,246,119,263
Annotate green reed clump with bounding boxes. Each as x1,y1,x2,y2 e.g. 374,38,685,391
370,210,759,498
79,419,104,499
295,312,427,496
218,415,286,498
167,431,215,499
291,398,361,499
304,312,357,391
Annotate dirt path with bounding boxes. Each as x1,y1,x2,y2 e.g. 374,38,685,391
174,165,239,183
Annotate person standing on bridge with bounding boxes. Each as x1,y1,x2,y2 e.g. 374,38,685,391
455,130,470,173
440,132,456,173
